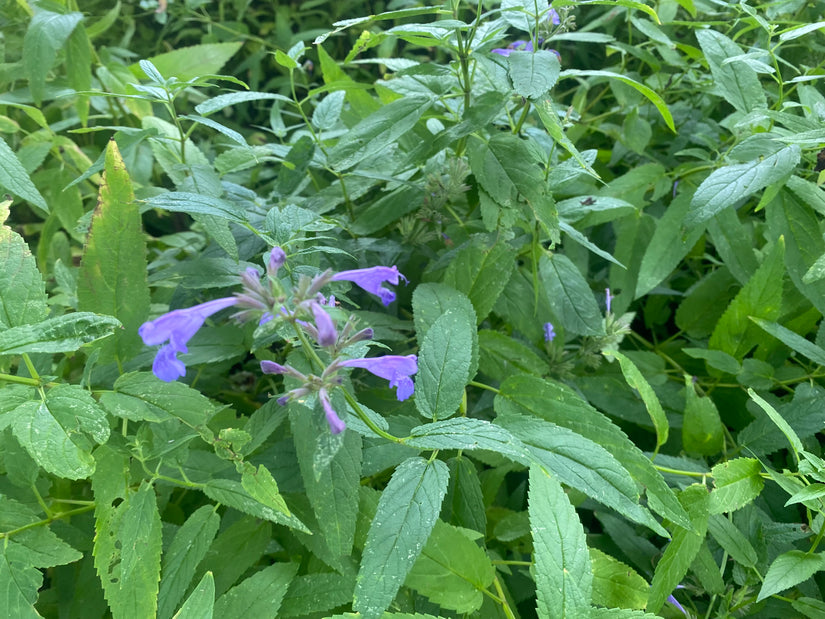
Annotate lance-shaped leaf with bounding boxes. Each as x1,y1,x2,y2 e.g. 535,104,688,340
353,457,449,619
0,200,48,327
0,313,120,355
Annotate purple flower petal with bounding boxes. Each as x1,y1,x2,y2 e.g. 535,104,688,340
605,288,614,314
311,302,338,347
139,296,238,381
268,247,286,273
261,360,289,375
320,388,346,434
544,322,556,342
339,354,418,401
667,593,688,617
548,7,561,25
492,48,512,57
331,265,406,306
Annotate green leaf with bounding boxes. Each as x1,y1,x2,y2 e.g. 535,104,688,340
758,551,825,602
95,482,163,619
11,384,109,480
603,350,669,451
676,268,739,339
707,515,758,568
539,253,604,336
709,457,764,514
534,99,600,178
508,50,561,99
793,597,825,619
412,283,478,378
202,479,309,532
195,517,272,597
353,457,449,619
0,201,48,328
746,388,803,459
0,312,120,355
279,572,356,617
784,483,825,507
478,330,548,380
636,192,705,297
173,572,214,619
686,146,800,227
559,69,675,131
144,192,247,224
406,520,495,613
0,543,42,619
708,238,785,360
23,10,83,105
442,235,517,323
495,374,690,528
241,463,291,517
158,506,221,619
194,91,292,116
648,485,709,613
132,43,243,81
589,610,665,619
751,317,825,365
77,139,149,363
590,548,648,610
739,385,824,456
441,457,486,534
529,467,592,618
291,406,361,558
312,91,346,130
213,563,298,619
498,413,665,536
407,417,532,464
0,142,48,212
415,311,473,420
682,375,724,456
695,29,766,113
328,95,432,170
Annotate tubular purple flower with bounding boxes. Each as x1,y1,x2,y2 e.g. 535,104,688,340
319,388,346,434
492,40,534,57
331,265,406,306
666,594,688,617
544,322,556,342
548,7,560,25
139,296,238,381
605,288,614,314
268,247,286,274
310,302,338,347
338,354,417,401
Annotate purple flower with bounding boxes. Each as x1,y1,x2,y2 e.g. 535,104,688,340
331,265,406,306
319,388,346,434
666,593,688,617
548,7,560,25
492,39,535,57
605,288,614,314
268,247,286,274
544,322,556,342
139,296,238,381
311,302,338,346
338,354,417,401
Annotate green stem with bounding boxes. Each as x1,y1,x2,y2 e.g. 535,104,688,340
469,380,499,394
0,372,39,386
654,465,709,478
0,505,95,541
340,388,406,444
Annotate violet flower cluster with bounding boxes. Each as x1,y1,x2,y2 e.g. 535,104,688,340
139,248,417,434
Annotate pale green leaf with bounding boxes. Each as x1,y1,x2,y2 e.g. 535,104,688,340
696,29,766,113
213,563,298,619
709,457,764,514
758,551,825,602
508,50,560,99
172,572,214,619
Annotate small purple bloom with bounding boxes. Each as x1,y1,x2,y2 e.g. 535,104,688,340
319,388,346,434
666,593,688,617
548,7,560,25
268,247,286,274
544,322,556,342
139,296,238,381
261,360,289,375
492,39,535,57
310,302,338,346
605,288,614,314
339,354,418,401
331,265,406,306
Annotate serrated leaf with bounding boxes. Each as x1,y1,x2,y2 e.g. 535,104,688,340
539,253,604,336
144,192,247,223
709,457,764,514
353,457,449,619
77,139,149,363
442,457,486,534
747,388,803,459
757,550,825,602
158,506,220,619
278,572,356,618
194,517,272,597
108,372,218,428
328,95,432,170
0,201,48,327
751,317,825,366
415,311,473,420
495,374,690,529
213,563,298,619
478,329,548,380
739,384,825,456
312,91,346,130
708,238,785,360
407,417,532,464
695,29,766,113
0,141,48,212
0,312,120,355
687,146,800,227
194,91,292,116
406,520,495,613
441,235,516,322
241,464,291,517
648,485,709,613
498,413,665,536
529,467,592,618
202,479,309,532
707,515,757,568
291,405,361,559
508,50,560,99
173,572,214,619
590,548,648,610
0,543,42,619
412,283,478,378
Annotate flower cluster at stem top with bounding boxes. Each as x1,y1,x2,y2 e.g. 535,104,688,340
138,247,417,434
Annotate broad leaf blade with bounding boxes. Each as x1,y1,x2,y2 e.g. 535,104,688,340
758,551,825,602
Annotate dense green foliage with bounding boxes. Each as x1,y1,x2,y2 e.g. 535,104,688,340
2,0,825,617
